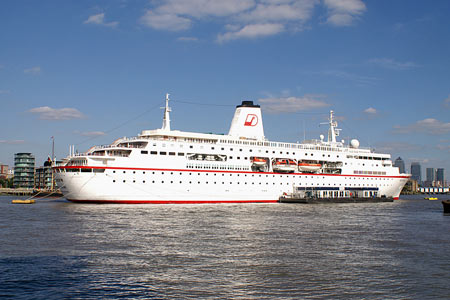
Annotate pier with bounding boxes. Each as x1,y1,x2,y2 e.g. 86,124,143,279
0,188,34,196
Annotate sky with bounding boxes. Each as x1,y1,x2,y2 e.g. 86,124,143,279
1,0,449,179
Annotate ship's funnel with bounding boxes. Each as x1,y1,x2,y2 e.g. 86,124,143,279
228,101,265,140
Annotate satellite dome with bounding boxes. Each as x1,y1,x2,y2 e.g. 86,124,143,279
350,139,360,149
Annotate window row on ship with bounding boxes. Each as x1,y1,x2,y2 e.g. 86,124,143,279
91,135,383,156
135,149,390,169
108,179,395,188
144,135,378,155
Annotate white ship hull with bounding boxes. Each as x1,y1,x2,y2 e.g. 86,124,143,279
55,98,410,204
56,166,408,203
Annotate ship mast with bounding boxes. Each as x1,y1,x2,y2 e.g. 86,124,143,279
328,110,337,143
321,110,341,145
161,93,171,131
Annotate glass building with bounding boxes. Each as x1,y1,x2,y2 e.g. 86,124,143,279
426,167,436,187
410,162,422,184
394,157,405,174
437,168,445,186
13,153,35,188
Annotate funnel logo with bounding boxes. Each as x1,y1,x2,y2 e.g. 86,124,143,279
244,114,258,126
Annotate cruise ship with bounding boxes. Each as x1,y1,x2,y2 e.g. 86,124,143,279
54,94,410,203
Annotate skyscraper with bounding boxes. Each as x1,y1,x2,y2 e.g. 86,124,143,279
411,162,421,184
394,157,405,174
426,167,436,187
437,168,445,187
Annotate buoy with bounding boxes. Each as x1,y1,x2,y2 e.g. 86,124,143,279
11,199,35,204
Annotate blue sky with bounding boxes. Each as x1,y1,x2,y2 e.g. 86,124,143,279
1,0,449,179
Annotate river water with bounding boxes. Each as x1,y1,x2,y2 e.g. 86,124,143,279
1,195,449,299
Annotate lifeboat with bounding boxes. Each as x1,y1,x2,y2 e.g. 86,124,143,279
298,162,321,172
252,157,268,166
273,159,297,173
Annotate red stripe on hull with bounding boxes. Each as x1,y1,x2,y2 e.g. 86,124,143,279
67,199,278,204
393,197,399,200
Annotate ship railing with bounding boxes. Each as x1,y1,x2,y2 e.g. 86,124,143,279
217,138,372,153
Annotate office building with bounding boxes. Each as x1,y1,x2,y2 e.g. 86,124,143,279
425,167,436,187
394,157,405,174
34,158,54,190
13,153,35,188
411,162,422,185
436,168,445,187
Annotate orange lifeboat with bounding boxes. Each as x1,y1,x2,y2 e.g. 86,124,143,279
273,159,297,173
252,157,267,166
298,162,321,172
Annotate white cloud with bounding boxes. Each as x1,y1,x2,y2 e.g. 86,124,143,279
324,0,366,26
157,0,255,18
217,23,284,43
139,0,366,42
393,118,450,135
78,131,106,137
375,141,423,153
177,36,199,42
28,106,86,121
258,95,329,113
0,140,25,144
364,107,377,114
443,95,450,108
239,1,315,23
368,58,419,70
140,11,191,31
437,144,450,152
24,66,41,75
318,70,378,86
84,13,118,28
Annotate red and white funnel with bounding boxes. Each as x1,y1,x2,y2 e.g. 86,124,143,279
228,101,265,140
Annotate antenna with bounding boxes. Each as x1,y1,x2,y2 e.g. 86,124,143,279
161,93,171,131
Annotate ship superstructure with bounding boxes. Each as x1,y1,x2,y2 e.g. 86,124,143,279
54,95,410,203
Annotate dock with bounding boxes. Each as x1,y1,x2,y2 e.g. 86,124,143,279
0,188,62,197
0,188,34,196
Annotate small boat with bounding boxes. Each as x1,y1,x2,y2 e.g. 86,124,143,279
12,199,35,204
442,200,450,213
251,157,267,166
298,162,321,172
425,197,438,200
273,159,297,173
